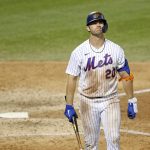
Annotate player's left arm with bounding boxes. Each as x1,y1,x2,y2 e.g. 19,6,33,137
118,70,134,99
117,59,138,119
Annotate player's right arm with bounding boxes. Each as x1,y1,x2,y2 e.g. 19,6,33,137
65,74,78,105
64,49,81,122
64,74,78,123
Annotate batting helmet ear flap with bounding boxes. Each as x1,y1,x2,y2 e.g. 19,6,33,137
102,20,108,33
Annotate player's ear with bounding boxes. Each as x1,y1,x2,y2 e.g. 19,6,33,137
86,26,90,32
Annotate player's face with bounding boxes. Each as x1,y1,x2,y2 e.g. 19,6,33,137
87,20,104,36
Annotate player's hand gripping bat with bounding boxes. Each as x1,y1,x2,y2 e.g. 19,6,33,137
64,96,83,150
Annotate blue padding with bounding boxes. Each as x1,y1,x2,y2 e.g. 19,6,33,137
117,59,130,74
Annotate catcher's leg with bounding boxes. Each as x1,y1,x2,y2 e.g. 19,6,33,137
79,96,101,150
101,101,121,150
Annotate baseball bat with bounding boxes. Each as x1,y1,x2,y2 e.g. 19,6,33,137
72,117,83,150
65,96,83,150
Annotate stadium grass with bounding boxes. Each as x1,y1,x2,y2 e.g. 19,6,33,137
0,0,149,61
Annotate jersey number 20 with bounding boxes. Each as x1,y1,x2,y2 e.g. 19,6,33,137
106,67,116,79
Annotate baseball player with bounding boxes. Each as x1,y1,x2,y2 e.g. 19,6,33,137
64,11,138,150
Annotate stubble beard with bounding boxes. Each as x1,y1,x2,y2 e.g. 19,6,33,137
91,30,103,38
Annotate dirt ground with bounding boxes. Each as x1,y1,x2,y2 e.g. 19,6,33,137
0,61,149,150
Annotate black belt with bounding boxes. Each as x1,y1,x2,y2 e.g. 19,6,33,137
80,93,117,99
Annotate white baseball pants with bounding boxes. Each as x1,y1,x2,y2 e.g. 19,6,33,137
79,95,121,150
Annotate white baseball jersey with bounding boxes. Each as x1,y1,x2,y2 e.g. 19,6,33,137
66,39,125,100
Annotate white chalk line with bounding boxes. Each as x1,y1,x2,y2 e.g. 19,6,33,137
50,88,150,97
120,129,150,136
0,88,149,138
51,88,150,97
118,88,150,97
0,128,149,138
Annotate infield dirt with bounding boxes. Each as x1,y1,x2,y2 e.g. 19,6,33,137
0,61,149,150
